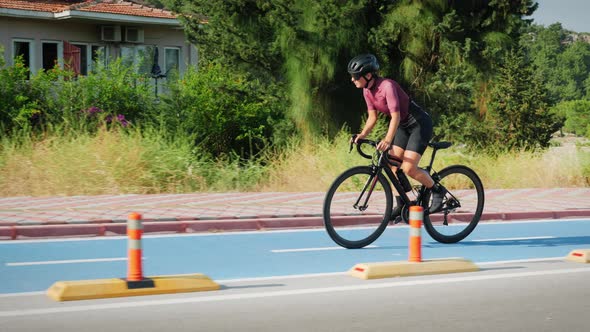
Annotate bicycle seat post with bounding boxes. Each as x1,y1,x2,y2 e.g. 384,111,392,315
426,146,438,172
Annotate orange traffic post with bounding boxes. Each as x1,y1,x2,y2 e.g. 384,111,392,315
408,206,423,262
349,205,478,280
127,212,144,281
46,211,220,301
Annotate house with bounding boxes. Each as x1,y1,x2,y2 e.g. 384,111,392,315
0,0,197,77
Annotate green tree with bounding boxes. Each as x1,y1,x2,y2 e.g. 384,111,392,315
521,23,590,103
556,41,590,100
370,0,536,94
149,0,561,154
167,0,373,137
486,48,562,149
552,100,590,138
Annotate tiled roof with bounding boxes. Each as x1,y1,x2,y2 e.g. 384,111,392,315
0,0,73,13
0,0,177,19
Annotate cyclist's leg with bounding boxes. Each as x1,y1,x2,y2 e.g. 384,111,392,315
400,150,433,187
403,113,446,211
401,117,434,187
390,130,409,218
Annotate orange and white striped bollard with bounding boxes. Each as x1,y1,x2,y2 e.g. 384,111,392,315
408,206,423,262
127,212,143,281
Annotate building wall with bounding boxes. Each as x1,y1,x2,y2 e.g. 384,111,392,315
0,17,197,75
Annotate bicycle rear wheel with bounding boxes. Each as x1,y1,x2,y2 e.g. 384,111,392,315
423,165,484,243
323,166,393,249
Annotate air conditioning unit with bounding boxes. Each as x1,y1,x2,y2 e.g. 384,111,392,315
124,27,144,43
100,25,121,42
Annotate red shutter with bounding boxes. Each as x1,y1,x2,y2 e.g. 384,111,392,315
63,41,81,75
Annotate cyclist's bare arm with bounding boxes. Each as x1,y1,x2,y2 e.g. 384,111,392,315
378,112,399,151
355,110,378,143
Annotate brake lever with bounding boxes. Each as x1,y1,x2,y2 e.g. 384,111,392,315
349,134,357,153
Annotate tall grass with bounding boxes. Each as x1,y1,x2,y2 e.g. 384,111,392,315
1,126,588,196
0,125,267,196
262,133,590,191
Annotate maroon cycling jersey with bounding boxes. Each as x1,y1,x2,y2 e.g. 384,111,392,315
363,77,410,122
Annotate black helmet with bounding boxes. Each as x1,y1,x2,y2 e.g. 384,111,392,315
347,54,379,76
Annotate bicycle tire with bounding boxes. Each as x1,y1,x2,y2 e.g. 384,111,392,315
323,166,393,249
423,165,484,243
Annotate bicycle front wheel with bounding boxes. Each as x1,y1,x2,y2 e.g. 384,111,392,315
323,166,393,249
423,165,484,243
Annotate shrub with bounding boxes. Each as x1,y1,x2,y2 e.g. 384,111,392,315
0,57,39,132
162,63,288,158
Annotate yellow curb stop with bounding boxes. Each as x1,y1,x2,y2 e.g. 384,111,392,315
47,274,220,301
349,258,479,280
566,249,590,263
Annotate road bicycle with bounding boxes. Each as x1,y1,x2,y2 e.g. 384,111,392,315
323,136,485,249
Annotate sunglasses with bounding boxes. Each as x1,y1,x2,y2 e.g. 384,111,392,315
351,73,363,80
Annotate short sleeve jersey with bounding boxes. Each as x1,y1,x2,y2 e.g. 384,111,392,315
363,77,410,122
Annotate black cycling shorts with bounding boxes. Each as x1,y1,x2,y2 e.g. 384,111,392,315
393,102,433,155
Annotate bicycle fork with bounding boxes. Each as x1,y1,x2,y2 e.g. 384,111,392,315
353,168,380,211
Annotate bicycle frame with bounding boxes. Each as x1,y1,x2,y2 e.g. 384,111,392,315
353,137,440,212
375,151,427,210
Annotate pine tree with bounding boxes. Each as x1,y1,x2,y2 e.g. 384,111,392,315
486,48,562,149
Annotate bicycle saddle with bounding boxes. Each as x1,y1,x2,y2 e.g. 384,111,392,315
429,142,452,150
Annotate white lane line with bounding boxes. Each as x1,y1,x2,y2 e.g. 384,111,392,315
271,245,377,253
5,257,133,266
219,272,348,283
1,267,589,317
0,291,45,298
476,257,564,265
469,236,556,242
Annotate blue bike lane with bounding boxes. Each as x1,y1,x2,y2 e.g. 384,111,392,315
1,219,590,294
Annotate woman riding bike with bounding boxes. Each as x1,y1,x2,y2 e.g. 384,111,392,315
348,53,445,215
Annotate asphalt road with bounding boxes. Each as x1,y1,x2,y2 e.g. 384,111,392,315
1,260,590,332
1,219,590,331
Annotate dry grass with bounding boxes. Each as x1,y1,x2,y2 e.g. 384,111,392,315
261,134,590,191
0,128,202,196
1,129,588,197
471,144,589,189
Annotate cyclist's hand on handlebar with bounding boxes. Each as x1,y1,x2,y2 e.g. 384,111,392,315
353,133,366,144
376,139,392,152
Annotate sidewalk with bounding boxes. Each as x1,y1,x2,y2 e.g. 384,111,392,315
1,188,589,240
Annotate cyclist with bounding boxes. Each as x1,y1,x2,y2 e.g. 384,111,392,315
348,53,445,216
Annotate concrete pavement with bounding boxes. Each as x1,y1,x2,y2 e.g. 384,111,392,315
1,188,589,240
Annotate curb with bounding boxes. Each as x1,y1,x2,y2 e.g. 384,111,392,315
1,210,590,240
349,258,479,279
565,249,590,263
47,274,220,301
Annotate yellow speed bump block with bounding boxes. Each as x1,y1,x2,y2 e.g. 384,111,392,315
47,274,220,301
566,249,590,263
349,258,479,280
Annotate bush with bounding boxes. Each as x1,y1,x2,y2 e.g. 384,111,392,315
0,55,156,134
31,59,156,131
0,57,39,131
161,63,288,158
